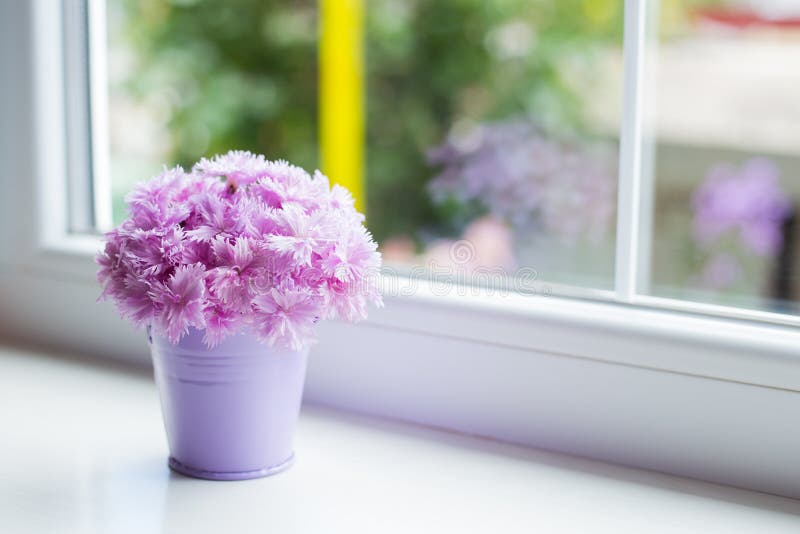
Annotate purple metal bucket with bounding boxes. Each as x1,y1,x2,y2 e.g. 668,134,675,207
148,328,308,480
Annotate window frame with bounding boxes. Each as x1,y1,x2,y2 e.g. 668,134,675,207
3,0,800,498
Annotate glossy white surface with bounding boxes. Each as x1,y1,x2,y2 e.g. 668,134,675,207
2,345,800,534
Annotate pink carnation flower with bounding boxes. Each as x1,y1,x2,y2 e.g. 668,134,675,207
252,286,324,351
149,264,207,343
96,150,382,349
194,150,269,188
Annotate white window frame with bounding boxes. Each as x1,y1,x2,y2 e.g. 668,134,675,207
2,0,800,498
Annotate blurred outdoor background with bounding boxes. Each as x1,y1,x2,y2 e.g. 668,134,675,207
106,0,800,314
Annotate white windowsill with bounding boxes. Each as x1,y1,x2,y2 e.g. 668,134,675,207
3,344,800,533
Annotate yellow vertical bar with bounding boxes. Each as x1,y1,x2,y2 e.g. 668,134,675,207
320,0,365,214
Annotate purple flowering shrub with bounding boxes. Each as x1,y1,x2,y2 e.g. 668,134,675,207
690,158,792,290
428,120,617,244
96,150,382,350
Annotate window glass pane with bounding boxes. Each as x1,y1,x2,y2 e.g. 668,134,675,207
647,1,800,314
108,0,623,293
366,0,623,291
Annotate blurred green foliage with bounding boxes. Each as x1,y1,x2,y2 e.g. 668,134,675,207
114,0,622,244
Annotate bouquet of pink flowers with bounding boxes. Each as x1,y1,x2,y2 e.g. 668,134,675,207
96,150,382,350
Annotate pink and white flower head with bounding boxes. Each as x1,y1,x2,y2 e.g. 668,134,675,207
97,151,383,350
